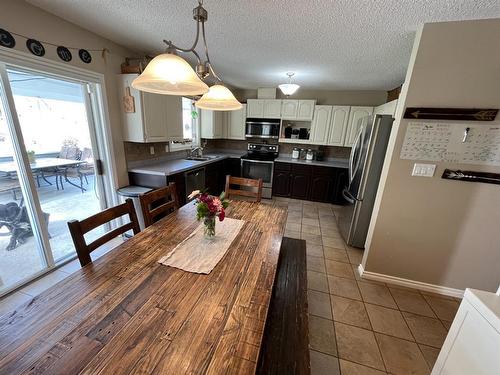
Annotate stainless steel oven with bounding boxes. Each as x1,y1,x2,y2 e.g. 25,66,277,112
245,118,280,139
240,143,279,199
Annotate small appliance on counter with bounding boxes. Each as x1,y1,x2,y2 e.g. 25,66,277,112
306,149,315,161
291,129,300,139
284,124,293,138
299,128,309,139
292,147,300,159
316,147,325,161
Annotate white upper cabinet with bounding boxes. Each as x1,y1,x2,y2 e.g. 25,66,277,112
310,106,332,145
344,106,373,147
246,99,281,118
263,100,282,118
281,100,316,120
226,104,246,140
281,100,298,119
296,100,316,121
200,109,226,139
246,99,265,118
328,106,350,146
118,74,183,143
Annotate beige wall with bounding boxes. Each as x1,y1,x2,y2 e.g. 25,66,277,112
363,19,500,292
235,88,388,106
0,0,138,188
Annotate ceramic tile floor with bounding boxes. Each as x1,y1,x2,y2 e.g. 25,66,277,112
276,197,462,375
0,197,462,375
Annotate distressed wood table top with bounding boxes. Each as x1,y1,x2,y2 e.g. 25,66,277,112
0,201,287,375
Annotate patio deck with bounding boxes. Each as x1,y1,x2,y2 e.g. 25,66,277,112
0,174,102,292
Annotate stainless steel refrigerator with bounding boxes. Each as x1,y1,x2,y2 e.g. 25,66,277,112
337,114,394,248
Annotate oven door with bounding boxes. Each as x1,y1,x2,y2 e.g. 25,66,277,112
240,159,274,187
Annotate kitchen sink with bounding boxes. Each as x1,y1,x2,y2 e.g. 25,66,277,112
184,156,214,161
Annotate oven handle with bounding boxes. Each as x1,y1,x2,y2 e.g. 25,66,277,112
241,159,275,164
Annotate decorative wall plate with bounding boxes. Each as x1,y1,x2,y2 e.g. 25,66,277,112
0,29,15,48
78,49,92,64
26,39,45,56
56,46,72,62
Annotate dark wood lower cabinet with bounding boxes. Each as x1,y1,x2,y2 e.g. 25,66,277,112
290,173,310,200
309,174,335,202
272,162,347,204
272,170,292,197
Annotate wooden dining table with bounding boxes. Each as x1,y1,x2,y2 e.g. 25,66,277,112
0,200,287,375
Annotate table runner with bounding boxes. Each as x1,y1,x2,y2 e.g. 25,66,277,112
158,217,245,274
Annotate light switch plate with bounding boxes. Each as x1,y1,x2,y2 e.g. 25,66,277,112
412,163,436,177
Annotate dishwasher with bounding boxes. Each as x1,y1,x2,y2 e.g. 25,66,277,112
185,167,205,199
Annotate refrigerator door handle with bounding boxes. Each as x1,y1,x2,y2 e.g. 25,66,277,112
342,188,358,204
349,127,363,184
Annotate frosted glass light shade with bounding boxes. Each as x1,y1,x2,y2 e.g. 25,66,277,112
195,84,242,111
278,83,300,96
131,53,209,96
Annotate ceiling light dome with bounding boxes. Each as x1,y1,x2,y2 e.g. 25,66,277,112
131,53,209,96
195,84,242,111
279,72,300,96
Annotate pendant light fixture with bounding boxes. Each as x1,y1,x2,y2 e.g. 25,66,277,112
279,72,300,96
132,0,242,111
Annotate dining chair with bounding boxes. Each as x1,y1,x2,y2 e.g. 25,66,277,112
224,175,263,202
67,198,140,266
139,183,180,228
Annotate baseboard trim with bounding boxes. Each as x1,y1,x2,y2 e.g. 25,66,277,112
357,264,464,299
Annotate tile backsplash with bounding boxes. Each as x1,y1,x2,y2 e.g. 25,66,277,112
124,139,350,165
204,139,350,159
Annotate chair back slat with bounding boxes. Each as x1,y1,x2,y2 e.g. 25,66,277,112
139,183,179,228
67,199,140,266
78,202,135,233
86,223,135,252
225,175,263,202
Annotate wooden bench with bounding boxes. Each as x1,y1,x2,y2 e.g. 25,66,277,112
256,237,309,375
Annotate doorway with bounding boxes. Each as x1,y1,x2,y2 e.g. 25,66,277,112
0,60,112,296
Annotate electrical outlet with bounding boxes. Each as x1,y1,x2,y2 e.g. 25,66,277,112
412,163,436,177
165,144,169,152
149,146,155,155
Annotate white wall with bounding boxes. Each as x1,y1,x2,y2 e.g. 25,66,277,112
363,19,500,293
0,0,139,187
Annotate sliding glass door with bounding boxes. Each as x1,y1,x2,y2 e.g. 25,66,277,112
0,62,109,295
0,79,48,292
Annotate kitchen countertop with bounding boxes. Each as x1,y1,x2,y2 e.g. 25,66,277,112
128,152,244,176
275,156,349,169
128,152,349,177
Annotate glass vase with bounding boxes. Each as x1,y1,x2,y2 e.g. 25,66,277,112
203,216,216,238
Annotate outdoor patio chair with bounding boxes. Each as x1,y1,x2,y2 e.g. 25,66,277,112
62,147,94,193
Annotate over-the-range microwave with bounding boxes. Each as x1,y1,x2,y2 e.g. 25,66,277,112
245,118,280,139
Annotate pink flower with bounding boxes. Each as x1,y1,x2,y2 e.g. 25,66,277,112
212,197,223,211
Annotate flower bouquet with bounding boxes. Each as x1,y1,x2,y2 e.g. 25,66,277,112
188,190,230,238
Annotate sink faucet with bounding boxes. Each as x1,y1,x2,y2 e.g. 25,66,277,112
190,146,203,158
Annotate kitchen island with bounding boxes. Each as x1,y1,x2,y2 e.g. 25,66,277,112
0,200,287,374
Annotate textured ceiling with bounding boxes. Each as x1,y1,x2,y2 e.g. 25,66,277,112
27,0,500,90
